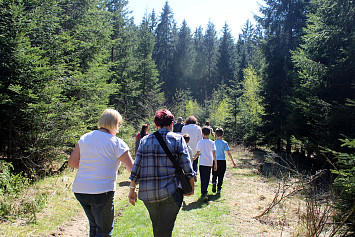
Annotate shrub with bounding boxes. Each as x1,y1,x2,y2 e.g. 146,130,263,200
331,138,355,236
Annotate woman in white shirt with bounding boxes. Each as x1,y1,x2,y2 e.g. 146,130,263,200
181,116,202,174
68,109,133,237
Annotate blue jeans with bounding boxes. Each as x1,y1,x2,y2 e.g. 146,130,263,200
143,188,183,237
199,165,212,195
74,191,115,237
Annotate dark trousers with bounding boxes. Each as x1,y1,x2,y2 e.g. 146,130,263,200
143,188,183,237
212,160,227,190
199,165,212,195
74,191,115,237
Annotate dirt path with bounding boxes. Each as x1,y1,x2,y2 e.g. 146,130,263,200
50,210,88,237
50,185,129,236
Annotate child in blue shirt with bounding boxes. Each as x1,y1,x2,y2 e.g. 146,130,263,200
212,127,236,194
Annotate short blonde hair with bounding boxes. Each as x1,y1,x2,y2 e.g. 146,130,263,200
97,109,122,132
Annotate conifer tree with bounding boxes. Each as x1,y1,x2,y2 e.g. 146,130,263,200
192,26,207,103
133,14,164,121
107,0,140,118
202,21,218,101
171,20,195,91
292,0,355,154
217,23,236,87
153,1,176,101
257,0,308,152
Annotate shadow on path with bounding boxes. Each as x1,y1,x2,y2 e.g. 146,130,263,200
182,193,221,211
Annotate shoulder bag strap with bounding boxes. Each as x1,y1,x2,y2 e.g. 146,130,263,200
154,131,183,174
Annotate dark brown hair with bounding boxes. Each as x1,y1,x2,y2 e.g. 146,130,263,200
183,134,190,143
185,116,197,125
202,126,211,136
215,128,224,137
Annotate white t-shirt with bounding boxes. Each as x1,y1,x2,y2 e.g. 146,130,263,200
72,130,129,194
181,124,202,156
196,139,216,167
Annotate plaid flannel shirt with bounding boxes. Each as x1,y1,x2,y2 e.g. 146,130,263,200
129,128,195,203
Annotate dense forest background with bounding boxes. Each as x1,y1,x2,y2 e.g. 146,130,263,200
0,0,354,231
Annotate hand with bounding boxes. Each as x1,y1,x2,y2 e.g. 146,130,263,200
128,190,137,206
184,191,194,196
214,163,217,171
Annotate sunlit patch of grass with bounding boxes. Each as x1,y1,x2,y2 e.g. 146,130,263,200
0,170,82,236
113,199,152,236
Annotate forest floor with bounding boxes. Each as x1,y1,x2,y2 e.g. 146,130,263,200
1,145,330,236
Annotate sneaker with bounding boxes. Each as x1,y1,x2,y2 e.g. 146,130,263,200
202,194,208,201
217,189,221,194
212,184,216,193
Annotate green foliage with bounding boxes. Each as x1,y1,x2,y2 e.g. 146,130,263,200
236,67,265,145
217,23,236,87
330,138,355,235
153,1,176,101
257,0,308,151
184,100,201,119
0,0,115,175
0,161,30,217
291,0,355,154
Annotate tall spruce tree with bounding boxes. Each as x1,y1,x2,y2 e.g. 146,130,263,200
107,0,140,118
202,21,218,102
133,14,164,121
217,23,236,87
171,20,195,91
257,0,308,152
292,0,355,155
153,1,176,101
192,26,207,103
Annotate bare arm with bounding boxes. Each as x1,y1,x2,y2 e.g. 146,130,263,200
227,150,236,168
193,151,200,160
212,150,217,171
118,150,134,173
68,144,80,169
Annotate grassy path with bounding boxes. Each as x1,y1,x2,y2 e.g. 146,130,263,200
113,146,301,236
0,146,303,236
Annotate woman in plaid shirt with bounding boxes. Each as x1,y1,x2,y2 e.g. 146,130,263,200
129,109,195,237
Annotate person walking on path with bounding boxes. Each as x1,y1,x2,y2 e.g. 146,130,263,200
135,124,149,152
212,127,237,194
205,121,215,140
68,108,134,237
193,126,217,201
181,116,202,176
128,109,195,237
173,117,184,133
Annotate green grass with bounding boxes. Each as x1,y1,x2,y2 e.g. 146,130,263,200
0,170,82,236
0,147,311,236
113,177,239,237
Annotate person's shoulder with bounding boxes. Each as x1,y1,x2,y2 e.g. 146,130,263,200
167,131,183,139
